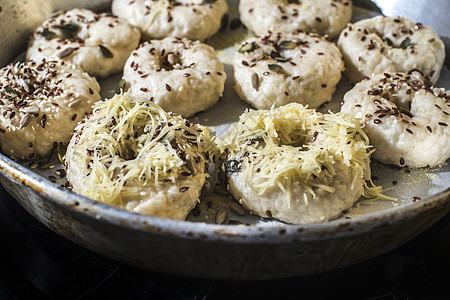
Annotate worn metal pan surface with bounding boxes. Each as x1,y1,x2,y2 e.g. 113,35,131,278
0,0,449,279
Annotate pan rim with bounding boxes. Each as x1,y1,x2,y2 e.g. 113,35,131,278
1,152,449,244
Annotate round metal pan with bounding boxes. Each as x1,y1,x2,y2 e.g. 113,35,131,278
0,0,449,280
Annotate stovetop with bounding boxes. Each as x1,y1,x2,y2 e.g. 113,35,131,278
1,184,449,300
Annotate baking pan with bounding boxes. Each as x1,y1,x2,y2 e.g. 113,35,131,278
0,0,448,279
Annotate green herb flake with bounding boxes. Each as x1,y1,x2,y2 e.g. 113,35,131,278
116,79,126,93
60,23,80,33
57,142,67,164
400,37,411,49
279,40,297,49
268,64,283,72
225,160,240,173
4,86,17,95
238,42,255,53
99,45,113,58
40,29,57,40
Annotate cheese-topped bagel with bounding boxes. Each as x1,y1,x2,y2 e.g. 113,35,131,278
221,103,373,224
66,93,216,220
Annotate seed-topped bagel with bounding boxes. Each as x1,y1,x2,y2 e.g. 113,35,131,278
122,37,226,117
337,15,445,84
27,8,141,78
233,31,344,109
341,71,450,168
239,0,352,37
112,0,228,41
0,59,100,160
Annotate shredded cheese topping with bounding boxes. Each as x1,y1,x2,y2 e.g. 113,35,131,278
68,93,215,204
221,103,373,198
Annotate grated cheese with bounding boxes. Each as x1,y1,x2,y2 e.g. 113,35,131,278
221,103,378,202
67,93,216,205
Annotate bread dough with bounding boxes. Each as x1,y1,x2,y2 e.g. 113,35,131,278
239,0,352,37
0,59,100,160
233,31,344,109
66,93,216,220
112,0,228,41
27,8,141,78
341,71,450,167
337,15,445,84
122,37,226,117
222,103,372,224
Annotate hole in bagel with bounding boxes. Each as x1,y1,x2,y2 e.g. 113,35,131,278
161,51,182,71
288,0,301,4
275,129,316,148
372,30,411,49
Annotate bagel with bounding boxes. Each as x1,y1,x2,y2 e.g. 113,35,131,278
337,15,445,84
341,71,450,168
233,31,344,109
239,0,352,37
27,8,141,78
111,0,228,41
65,93,216,220
122,37,226,117
221,103,372,224
0,59,100,160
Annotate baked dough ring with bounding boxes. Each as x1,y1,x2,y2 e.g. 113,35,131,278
222,103,372,224
122,37,226,117
239,0,352,38
337,15,445,84
0,59,100,160
111,0,228,41
341,72,450,168
27,8,141,78
66,93,215,220
233,31,344,109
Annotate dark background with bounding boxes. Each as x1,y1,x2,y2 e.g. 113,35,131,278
0,184,449,300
